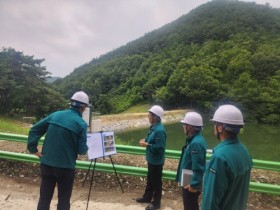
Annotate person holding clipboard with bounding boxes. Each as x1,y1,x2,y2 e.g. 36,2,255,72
176,112,207,210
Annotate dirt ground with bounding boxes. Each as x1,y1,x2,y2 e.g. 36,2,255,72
0,155,183,210
0,173,181,210
0,111,279,210
0,148,279,210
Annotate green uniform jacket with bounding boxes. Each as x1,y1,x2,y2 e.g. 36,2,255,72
145,122,166,165
202,138,253,210
175,133,207,190
27,108,88,169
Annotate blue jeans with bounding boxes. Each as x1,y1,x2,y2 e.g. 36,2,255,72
37,164,75,210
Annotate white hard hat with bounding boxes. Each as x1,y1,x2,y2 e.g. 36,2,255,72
149,105,164,118
71,91,89,106
211,104,244,125
181,112,203,126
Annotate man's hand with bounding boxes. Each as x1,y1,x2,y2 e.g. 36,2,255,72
185,185,198,193
139,139,148,147
33,152,42,158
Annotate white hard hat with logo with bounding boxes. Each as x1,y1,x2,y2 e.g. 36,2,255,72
149,105,164,118
71,91,89,106
181,112,203,126
211,104,244,125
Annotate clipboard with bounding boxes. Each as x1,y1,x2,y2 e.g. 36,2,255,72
181,169,203,191
180,169,193,187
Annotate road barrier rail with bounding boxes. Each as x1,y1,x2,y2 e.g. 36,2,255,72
0,132,279,195
0,132,279,172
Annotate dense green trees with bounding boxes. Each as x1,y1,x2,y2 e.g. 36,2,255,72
0,48,67,119
54,1,280,123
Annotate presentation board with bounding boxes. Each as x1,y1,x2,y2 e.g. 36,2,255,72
86,131,116,159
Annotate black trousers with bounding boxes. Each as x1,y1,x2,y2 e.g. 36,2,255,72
37,164,75,210
143,163,163,206
182,188,201,210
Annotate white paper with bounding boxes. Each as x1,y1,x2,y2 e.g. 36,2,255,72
86,131,117,160
87,133,104,159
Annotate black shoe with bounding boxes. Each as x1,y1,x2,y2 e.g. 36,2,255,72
136,197,151,203
145,203,160,210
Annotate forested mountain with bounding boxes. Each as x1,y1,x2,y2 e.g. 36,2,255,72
46,77,62,83
54,0,280,123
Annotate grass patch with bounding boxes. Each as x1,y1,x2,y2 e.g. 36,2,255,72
114,136,134,145
0,117,30,135
121,104,150,113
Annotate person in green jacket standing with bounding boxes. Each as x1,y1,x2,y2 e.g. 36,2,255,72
136,105,166,210
176,111,207,210
202,104,253,210
27,91,89,210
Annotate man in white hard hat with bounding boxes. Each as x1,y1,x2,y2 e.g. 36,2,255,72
201,104,253,210
176,111,207,210
27,91,89,210
136,105,166,210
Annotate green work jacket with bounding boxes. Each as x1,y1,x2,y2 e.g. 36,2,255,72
145,122,166,165
202,138,253,210
27,107,88,169
175,133,207,190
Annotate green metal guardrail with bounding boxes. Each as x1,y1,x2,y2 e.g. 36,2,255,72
0,150,174,180
116,145,280,172
0,150,279,195
0,132,279,172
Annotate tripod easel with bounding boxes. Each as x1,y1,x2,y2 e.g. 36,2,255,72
82,155,124,210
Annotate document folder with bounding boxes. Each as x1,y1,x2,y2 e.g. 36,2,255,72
180,169,193,187
181,169,203,191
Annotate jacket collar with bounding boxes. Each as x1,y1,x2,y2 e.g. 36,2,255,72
70,107,82,117
150,122,162,130
213,138,239,153
185,132,200,145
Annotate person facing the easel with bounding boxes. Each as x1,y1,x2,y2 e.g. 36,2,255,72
137,105,166,210
27,91,89,210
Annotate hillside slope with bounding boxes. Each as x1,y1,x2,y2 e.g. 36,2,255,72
54,1,280,123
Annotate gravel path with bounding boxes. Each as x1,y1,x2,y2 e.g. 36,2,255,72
92,111,186,132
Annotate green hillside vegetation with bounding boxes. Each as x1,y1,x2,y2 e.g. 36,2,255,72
46,77,62,83
121,104,151,113
1,1,280,124
0,117,29,135
54,1,280,123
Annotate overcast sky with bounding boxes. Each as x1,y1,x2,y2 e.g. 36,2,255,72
0,0,279,77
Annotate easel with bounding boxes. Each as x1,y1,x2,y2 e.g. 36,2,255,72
82,155,124,210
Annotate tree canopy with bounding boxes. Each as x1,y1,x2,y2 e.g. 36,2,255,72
0,48,67,119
